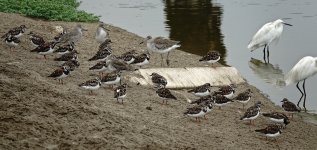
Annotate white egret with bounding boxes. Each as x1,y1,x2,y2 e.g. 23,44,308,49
285,56,317,112
247,19,292,63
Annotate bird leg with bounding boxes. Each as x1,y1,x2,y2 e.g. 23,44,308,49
263,44,267,63
160,54,164,67
296,81,304,108
267,45,270,63
166,52,170,66
302,79,307,112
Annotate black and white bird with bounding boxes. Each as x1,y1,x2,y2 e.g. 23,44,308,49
233,89,252,109
281,98,301,118
28,32,45,47
54,42,75,55
189,95,212,105
255,124,283,140
95,21,110,44
106,58,134,72
30,41,58,59
240,101,263,125
117,50,137,64
131,53,150,68
184,103,213,122
114,83,127,104
262,112,290,127
60,59,80,71
199,51,221,67
98,39,112,52
101,72,121,88
48,66,70,84
5,36,20,50
188,83,211,97
156,87,177,105
141,36,180,66
89,61,108,76
2,25,27,38
79,78,101,95
88,49,112,62
150,72,167,88
212,94,233,109
213,84,235,99
54,50,78,62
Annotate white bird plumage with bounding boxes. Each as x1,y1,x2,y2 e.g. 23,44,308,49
248,19,292,63
285,56,317,111
95,21,109,44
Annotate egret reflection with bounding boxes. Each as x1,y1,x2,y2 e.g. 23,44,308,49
248,58,286,87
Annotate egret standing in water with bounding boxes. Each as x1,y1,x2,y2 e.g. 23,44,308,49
285,56,317,112
247,19,292,63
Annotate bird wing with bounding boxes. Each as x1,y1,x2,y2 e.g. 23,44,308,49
48,68,63,78
153,37,180,50
184,106,202,115
157,88,177,100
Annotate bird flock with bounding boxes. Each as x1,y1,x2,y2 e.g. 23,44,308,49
1,18,315,142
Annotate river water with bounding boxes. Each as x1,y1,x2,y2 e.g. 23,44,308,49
79,0,317,113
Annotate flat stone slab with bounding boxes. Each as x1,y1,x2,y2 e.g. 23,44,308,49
129,67,245,89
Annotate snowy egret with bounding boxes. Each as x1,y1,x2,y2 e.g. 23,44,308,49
247,19,292,63
285,56,317,112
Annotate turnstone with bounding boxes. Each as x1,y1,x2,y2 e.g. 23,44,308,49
199,51,221,67
61,59,80,71
54,50,78,62
48,66,70,84
5,36,20,50
89,61,108,75
101,72,121,87
98,39,112,52
255,124,283,140
117,50,137,64
240,101,263,125
78,78,101,95
106,58,134,72
30,41,58,59
233,89,252,109
58,24,87,45
131,53,150,68
95,21,110,44
212,94,233,109
28,32,45,47
150,72,167,88
140,36,180,66
262,112,290,127
184,103,213,122
189,95,212,105
188,83,211,97
156,87,177,105
54,42,75,55
114,83,127,104
213,84,236,99
281,98,301,118
2,25,27,38
88,49,111,61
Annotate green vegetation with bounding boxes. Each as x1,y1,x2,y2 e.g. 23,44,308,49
0,0,99,22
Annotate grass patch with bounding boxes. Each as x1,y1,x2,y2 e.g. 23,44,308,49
0,0,99,22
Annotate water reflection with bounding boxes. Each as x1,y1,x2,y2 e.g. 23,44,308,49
248,58,286,87
163,0,227,65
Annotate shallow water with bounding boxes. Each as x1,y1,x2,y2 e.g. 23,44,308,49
79,0,317,113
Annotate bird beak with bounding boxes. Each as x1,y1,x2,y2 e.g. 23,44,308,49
283,22,292,26
139,41,144,45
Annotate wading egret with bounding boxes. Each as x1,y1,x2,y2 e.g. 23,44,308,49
285,56,317,112
247,19,292,63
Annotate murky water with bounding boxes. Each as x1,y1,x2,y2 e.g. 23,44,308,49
79,0,317,113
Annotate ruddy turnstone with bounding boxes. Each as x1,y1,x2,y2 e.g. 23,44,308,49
61,59,80,71
30,41,58,59
131,53,150,68
233,89,252,109
188,83,211,97
58,24,87,45
140,36,180,66
95,21,110,44
54,42,75,55
281,98,301,118
79,78,101,95
150,72,167,88
2,25,27,38
98,39,112,52
101,72,121,87
240,101,263,125
89,61,108,76
189,95,212,105
88,49,112,61
199,51,221,67
262,112,290,127
255,124,283,140
184,103,213,122
213,84,236,99
48,66,70,84
54,50,78,62
212,94,233,109
114,83,127,104
5,36,20,50
28,32,45,47
118,51,136,64
156,87,177,105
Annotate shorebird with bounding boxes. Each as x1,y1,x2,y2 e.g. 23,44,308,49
48,66,70,84
199,51,221,67
188,83,211,97
255,124,283,141
281,98,301,118
89,61,108,76
212,94,233,109
114,83,127,104
54,42,75,55
130,53,150,68
95,21,110,44
156,87,177,105
88,49,112,62
57,24,87,46
60,59,80,71
2,25,27,38
28,32,45,47
233,89,252,109
150,72,167,88
54,50,78,62
101,72,121,88
248,19,292,63
79,78,101,95
140,36,180,66
184,102,213,122
30,41,58,59
213,84,236,99
285,56,317,112
262,112,290,127
5,36,20,50
117,50,137,64
240,101,263,125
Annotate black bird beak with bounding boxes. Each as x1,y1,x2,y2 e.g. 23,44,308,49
283,22,293,26
139,41,144,45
